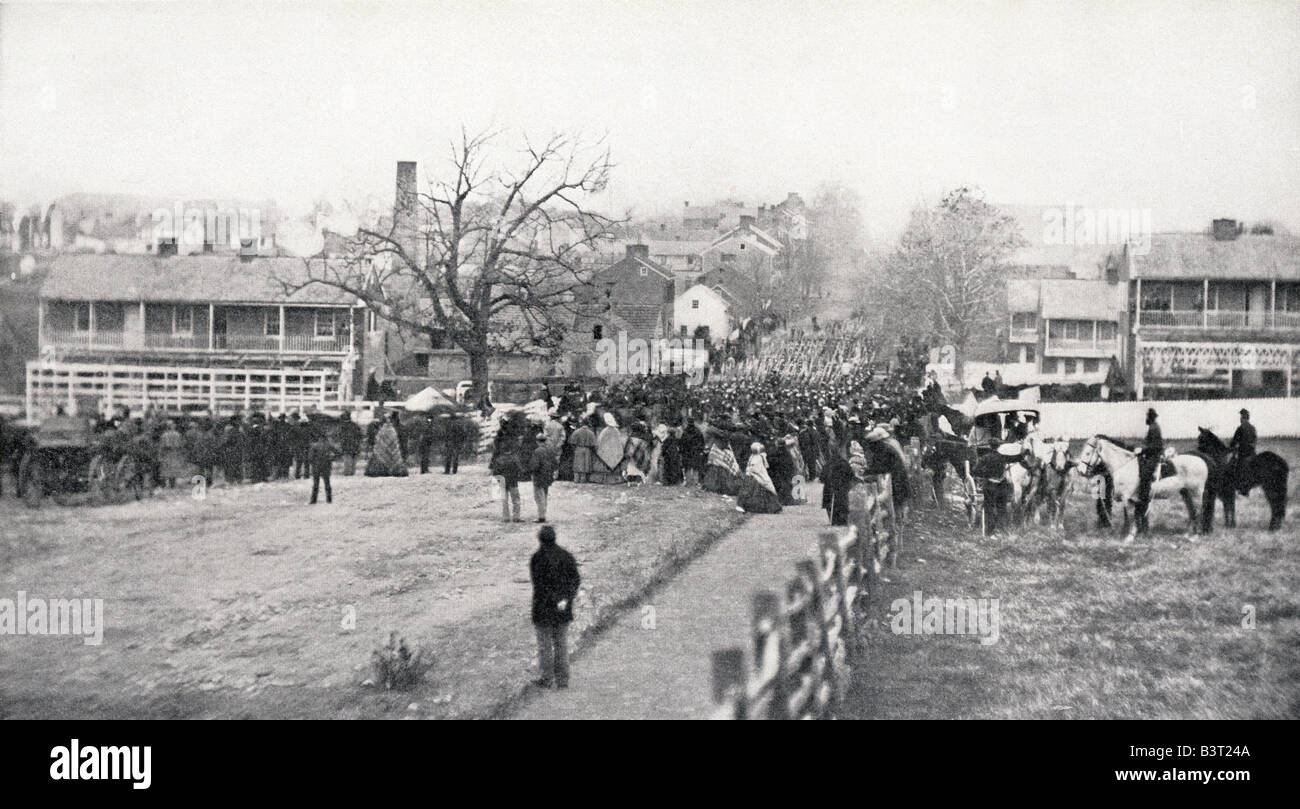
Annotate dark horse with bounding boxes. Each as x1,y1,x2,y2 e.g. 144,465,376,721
918,404,975,503
1195,427,1288,531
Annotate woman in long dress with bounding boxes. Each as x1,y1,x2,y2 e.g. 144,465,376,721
567,416,598,483
590,413,625,484
365,413,409,477
737,442,783,514
701,430,741,495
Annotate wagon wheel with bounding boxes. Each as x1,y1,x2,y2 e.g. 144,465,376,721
20,452,43,509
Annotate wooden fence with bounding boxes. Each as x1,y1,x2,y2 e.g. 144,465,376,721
710,474,899,719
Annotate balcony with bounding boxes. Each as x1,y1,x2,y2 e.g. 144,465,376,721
1044,337,1120,358
1137,309,1300,333
43,329,350,356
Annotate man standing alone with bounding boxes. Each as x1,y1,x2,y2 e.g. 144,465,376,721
529,525,580,689
529,432,557,523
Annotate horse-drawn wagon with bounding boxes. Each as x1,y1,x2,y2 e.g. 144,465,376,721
14,415,140,506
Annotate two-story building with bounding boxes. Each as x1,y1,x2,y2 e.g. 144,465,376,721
1128,223,1300,398
29,252,365,417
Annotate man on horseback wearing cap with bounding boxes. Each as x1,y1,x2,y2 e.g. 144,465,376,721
1228,408,1256,496
1135,408,1163,535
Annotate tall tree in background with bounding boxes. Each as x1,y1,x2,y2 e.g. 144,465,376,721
287,130,621,399
804,182,866,299
880,187,1023,378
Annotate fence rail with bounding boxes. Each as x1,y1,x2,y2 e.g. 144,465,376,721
711,474,899,720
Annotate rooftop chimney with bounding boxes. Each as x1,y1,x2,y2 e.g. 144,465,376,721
1212,218,1240,241
239,238,257,263
626,243,650,259
738,214,756,229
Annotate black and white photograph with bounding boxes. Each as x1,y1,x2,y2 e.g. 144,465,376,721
0,0,1294,779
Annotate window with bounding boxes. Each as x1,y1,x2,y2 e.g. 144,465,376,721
172,305,193,335
314,310,335,339
1011,312,1037,331
264,309,280,336
680,325,688,337
592,324,603,340
691,299,700,309
1096,321,1117,341
74,303,90,332
1024,345,1035,362
1042,358,1057,374
1063,358,1077,374
1083,358,1099,373
639,265,648,277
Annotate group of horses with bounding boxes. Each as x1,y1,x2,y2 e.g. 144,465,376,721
918,405,1289,539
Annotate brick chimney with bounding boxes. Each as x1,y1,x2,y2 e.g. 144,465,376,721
626,243,650,259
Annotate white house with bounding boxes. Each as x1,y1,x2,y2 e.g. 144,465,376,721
673,283,731,345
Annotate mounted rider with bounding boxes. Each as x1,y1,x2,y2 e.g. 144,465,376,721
1228,408,1256,495
1134,407,1164,535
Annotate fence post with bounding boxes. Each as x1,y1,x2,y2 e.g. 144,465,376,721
710,647,746,720
750,590,784,720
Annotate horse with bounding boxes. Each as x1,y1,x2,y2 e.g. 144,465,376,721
1026,437,1073,529
1195,427,1288,531
1075,435,1210,541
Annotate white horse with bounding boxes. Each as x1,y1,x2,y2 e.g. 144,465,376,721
1075,435,1208,541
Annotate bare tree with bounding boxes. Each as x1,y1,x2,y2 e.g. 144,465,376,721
284,129,623,398
880,187,1023,377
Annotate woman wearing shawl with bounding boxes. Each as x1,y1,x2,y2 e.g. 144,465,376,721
623,423,652,483
701,430,741,495
737,442,783,514
366,412,409,476
590,412,625,484
646,423,670,485
567,416,598,483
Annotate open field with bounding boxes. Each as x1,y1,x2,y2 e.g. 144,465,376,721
847,440,1300,719
0,465,745,719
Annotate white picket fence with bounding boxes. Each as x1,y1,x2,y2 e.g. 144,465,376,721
1035,397,1299,440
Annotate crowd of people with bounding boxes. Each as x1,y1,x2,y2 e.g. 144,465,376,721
2,404,478,504
487,359,920,525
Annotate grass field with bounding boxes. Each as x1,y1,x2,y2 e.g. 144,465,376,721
846,440,1300,719
0,465,745,719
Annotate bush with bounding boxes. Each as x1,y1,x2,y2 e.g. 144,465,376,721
371,632,427,690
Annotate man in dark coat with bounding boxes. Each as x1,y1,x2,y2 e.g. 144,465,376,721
308,424,339,504
338,411,362,475
821,447,853,526
660,425,684,486
443,412,467,474
528,433,557,523
679,419,705,485
269,414,290,478
529,525,580,689
1228,408,1257,496
1135,408,1164,535
288,412,309,479
768,438,795,504
415,413,435,473
220,416,244,485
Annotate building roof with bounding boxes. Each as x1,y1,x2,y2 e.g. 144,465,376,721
1007,279,1040,312
1131,232,1300,281
1039,279,1124,320
41,254,358,305
705,222,783,255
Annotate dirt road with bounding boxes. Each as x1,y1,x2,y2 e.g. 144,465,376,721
509,484,831,720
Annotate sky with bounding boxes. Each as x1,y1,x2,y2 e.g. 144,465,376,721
2,0,1299,242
